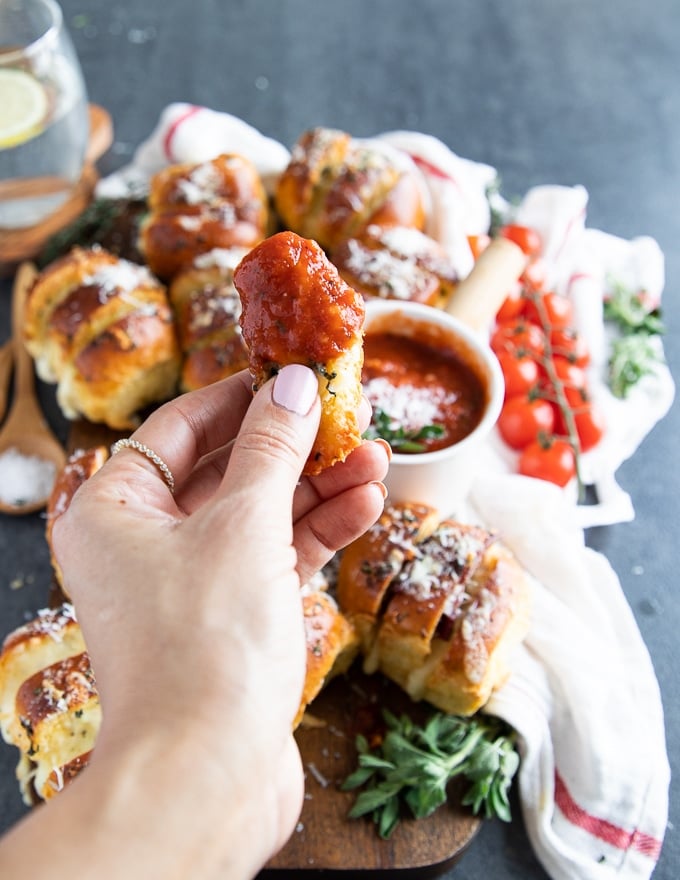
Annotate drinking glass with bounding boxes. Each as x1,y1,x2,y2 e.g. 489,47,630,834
0,0,89,229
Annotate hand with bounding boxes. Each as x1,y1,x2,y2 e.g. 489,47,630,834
2,366,389,880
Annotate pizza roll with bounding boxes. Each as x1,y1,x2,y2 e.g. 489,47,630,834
275,128,427,251
234,230,365,475
296,572,360,727
336,502,531,715
0,604,85,746
24,247,180,430
330,224,458,308
140,153,269,280
13,652,100,803
168,247,250,392
46,446,109,594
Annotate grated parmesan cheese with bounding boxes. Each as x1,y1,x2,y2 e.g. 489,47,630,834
363,376,450,433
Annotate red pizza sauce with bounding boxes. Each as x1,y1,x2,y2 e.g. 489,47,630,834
362,329,487,453
235,230,365,378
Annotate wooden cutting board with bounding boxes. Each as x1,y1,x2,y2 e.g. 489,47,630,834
66,421,482,877
264,671,481,877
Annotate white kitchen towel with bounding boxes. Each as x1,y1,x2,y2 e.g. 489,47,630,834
472,474,669,880
97,107,671,878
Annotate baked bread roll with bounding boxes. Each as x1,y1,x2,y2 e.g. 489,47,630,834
168,247,250,392
0,604,85,746
140,153,269,280
296,572,360,727
0,604,94,805
234,231,365,475
13,651,100,803
24,247,181,430
46,446,109,594
0,577,358,803
275,128,427,251
336,502,531,715
330,224,458,308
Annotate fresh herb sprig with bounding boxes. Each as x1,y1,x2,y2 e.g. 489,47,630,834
604,277,666,399
341,709,520,839
364,408,445,453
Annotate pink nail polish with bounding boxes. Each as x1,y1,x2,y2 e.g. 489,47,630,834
272,364,319,415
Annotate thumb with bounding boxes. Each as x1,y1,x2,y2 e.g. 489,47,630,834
218,363,321,505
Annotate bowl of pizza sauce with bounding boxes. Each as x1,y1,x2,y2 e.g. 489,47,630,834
362,299,504,515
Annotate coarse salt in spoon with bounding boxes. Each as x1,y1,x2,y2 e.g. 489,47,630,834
0,262,67,515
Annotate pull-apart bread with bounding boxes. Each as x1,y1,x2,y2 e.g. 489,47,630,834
168,247,250,392
24,247,180,429
296,572,360,727
275,128,427,252
0,605,97,804
330,223,458,308
337,502,531,715
140,153,269,281
234,230,366,475
45,445,109,595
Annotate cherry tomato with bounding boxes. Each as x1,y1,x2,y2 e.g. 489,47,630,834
500,224,542,257
518,437,576,487
522,290,574,330
521,259,548,292
573,404,606,452
467,233,491,260
496,285,526,322
549,327,590,368
496,350,541,398
497,396,555,450
490,319,546,360
550,356,588,408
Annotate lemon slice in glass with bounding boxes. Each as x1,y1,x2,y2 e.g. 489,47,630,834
0,68,49,149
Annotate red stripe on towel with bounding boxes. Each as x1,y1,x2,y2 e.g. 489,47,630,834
409,154,460,189
163,105,202,161
554,770,662,860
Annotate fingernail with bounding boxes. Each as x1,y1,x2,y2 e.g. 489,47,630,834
272,364,319,415
373,437,393,462
371,480,388,500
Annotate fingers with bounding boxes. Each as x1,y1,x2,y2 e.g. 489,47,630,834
295,481,387,585
104,371,254,495
215,365,321,518
174,393,376,514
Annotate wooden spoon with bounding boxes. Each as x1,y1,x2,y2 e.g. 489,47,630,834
0,262,67,515
0,340,12,423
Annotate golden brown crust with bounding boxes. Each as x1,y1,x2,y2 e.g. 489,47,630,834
275,128,426,251
295,580,360,728
336,503,531,715
335,502,440,649
330,224,458,308
234,231,365,475
39,750,93,801
168,248,250,392
0,605,85,748
140,154,269,280
13,652,100,800
46,447,109,592
24,247,181,429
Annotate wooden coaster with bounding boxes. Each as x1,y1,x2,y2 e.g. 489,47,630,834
0,105,113,276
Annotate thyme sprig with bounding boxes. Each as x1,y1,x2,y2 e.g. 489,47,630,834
341,709,519,839
364,407,445,453
604,278,666,399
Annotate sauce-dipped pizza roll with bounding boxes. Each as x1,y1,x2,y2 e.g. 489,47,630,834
234,231,366,475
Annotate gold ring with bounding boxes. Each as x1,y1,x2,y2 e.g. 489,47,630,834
110,439,175,493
